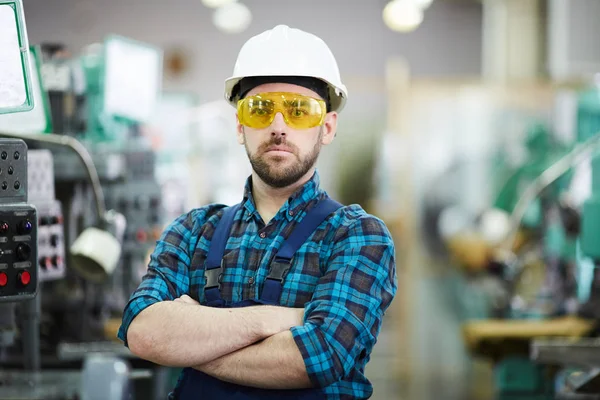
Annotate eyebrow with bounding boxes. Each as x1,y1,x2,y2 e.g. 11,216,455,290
283,99,311,107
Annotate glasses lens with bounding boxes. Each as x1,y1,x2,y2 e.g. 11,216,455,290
238,93,325,129
282,97,324,129
239,97,275,129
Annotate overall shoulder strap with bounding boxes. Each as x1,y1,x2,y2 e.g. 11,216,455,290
204,203,241,304
276,197,343,262
260,197,343,304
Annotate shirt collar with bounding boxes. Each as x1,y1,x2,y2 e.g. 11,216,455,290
242,170,322,223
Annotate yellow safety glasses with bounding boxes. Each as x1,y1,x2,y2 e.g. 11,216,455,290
237,92,327,130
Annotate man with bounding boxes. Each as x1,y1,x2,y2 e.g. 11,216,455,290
118,25,397,399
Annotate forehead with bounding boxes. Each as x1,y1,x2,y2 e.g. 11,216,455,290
245,83,322,100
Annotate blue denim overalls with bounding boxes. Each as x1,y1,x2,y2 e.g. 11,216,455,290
171,198,342,399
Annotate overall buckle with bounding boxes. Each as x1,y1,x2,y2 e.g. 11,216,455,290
204,263,223,290
267,259,291,283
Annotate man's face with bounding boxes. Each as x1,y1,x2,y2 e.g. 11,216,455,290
236,83,338,188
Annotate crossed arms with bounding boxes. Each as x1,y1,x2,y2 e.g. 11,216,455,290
126,295,312,389
119,210,397,390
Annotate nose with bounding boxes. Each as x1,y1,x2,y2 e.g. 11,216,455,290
270,113,287,138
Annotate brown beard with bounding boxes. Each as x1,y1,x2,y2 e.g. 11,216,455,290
245,128,323,188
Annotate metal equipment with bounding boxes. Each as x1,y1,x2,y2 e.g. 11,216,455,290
0,5,157,399
28,150,66,282
0,139,38,303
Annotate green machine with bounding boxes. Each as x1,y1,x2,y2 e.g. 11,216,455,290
489,125,567,400
575,84,600,310
493,122,572,231
578,86,600,259
0,0,34,115
78,35,163,147
488,85,600,400
0,45,54,134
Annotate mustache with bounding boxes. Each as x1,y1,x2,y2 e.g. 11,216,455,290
258,137,299,155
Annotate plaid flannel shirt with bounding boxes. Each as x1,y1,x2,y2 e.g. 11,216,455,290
118,171,397,399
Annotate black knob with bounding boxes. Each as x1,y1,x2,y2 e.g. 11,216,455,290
18,220,32,235
51,255,62,267
16,244,31,261
0,222,9,234
50,234,59,247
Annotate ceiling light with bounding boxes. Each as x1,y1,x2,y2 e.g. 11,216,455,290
202,0,236,8
414,0,434,9
383,0,424,33
213,2,252,34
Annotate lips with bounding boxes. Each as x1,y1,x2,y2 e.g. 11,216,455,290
265,146,293,153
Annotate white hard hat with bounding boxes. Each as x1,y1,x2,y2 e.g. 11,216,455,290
225,25,348,113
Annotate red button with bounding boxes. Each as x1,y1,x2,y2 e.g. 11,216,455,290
19,271,31,286
136,229,148,243
52,256,62,267
0,272,6,287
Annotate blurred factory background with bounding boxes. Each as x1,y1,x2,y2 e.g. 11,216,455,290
1,0,600,399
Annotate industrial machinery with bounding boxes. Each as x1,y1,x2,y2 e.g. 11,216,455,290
451,81,600,400
525,82,600,399
0,2,175,398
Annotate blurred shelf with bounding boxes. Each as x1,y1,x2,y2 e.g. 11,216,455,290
532,338,600,367
0,369,152,400
462,316,594,361
57,340,134,361
0,370,81,400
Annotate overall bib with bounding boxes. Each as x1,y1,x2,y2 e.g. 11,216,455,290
172,197,342,400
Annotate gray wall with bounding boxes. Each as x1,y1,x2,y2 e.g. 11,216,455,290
22,0,483,201
22,0,483,102
548,0,600,80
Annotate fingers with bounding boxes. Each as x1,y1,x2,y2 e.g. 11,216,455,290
174,294,200,305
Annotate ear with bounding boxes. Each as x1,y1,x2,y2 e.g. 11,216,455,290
236,114,245,145
320,112,338,145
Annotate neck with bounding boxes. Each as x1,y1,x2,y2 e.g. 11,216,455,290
252,168,315,224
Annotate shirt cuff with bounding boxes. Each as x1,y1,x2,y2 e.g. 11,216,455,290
290,322,340,388
117,294,163,346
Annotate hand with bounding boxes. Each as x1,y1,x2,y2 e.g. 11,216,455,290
174,294,200,305
294,308,305,326
277,307,305,332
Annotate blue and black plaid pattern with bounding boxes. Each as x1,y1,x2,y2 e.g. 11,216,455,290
118,171,397,399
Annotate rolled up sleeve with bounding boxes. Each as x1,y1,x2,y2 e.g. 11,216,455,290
290,216,397,387
117,211,197,346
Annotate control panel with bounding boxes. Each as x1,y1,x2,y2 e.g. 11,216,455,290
0,140,28,204
124,150,156,180
104,180,163,302
36,200,65,282
105,181,163,250
27,149,55,202
0,204,38,302
27,150,66,282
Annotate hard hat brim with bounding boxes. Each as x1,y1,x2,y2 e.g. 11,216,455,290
225,74,347,113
